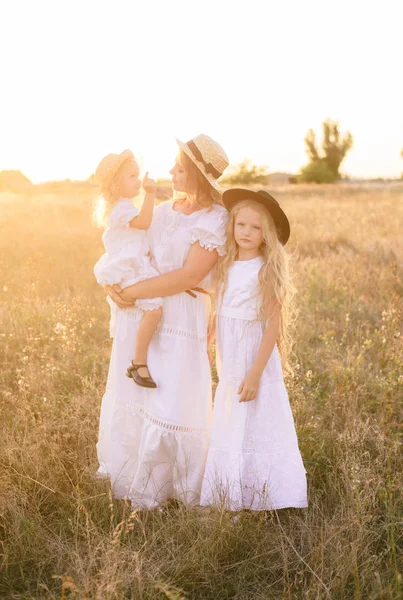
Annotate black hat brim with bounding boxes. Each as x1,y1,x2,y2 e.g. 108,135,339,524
222,188,290,245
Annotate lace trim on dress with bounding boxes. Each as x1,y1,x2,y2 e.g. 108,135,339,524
125,404,208,436
157,325,206,344
197,239,226,256
114,311,207,344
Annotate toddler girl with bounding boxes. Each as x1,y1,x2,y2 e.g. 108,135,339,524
200,188,308,511
93,149,162,389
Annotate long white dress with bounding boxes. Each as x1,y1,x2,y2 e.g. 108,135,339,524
96,200,228,509
200,257,308,511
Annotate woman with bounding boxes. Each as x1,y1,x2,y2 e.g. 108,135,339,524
97,134,229,509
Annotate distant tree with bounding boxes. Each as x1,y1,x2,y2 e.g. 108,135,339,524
301,119,353,181
222,159,270,185
297,161,338,184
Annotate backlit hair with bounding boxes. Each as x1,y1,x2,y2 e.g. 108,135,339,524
93,158,133,227
176,149,223,209
216,199,295,372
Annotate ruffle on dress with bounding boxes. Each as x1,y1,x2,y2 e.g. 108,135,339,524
189,206,228,256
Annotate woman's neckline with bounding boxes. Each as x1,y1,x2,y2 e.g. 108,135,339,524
171,200,209,217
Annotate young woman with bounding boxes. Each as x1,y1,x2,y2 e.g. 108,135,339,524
97,134,229,509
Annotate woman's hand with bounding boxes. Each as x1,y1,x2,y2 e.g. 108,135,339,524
142,171,156,197
238,369,261,403
105,284,134,309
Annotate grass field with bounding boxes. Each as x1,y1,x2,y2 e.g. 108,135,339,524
0,184,402,599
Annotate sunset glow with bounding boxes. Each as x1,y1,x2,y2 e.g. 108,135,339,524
1,0,402,182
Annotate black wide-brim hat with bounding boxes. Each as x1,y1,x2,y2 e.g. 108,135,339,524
222,188,290,245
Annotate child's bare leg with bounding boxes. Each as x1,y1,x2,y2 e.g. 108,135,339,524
133,307,162,378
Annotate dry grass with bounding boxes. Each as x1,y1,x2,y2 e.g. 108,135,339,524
0,184,402,599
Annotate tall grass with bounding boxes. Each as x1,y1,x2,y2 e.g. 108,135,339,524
0,185,402,599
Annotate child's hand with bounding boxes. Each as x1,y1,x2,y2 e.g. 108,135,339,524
142,172,156,196
238,369,261,403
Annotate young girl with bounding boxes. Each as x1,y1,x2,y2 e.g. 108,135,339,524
93,149,162,389
200,188,308,511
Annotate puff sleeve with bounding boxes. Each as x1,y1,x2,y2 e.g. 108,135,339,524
107,199,139,228
190,205,228,256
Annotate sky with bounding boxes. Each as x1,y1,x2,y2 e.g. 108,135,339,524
1,0,402,183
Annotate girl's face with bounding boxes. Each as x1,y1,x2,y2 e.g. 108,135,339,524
234,206,264,252
116,159,141,199
170,156,193,193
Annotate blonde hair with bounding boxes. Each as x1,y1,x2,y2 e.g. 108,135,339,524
93,159,132,228
176,149,223,209
216,199,296,372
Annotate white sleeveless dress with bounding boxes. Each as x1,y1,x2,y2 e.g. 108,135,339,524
200,257,308,511
96,200,228,509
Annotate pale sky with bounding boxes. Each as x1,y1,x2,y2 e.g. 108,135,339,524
1,0,402,183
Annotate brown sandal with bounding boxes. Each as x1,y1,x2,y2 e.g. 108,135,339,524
126,362,157,389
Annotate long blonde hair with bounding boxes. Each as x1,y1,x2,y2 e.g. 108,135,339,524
216,199,296,371
176,149,222,209
93,159,132,228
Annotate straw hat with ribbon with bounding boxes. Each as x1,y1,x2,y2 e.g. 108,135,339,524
176,134,229,192
222,188,291,245
94,149,134,189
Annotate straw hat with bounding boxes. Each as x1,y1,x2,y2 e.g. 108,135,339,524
222,188,291,245
94,149,134,189
176,134,229,192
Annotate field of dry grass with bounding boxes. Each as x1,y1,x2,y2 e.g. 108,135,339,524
0,184,402,599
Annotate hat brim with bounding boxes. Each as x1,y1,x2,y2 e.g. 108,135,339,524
222,188,290,245
176,138,223,192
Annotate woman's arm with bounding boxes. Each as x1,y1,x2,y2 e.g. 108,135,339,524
238,305,280,403
106,242,219,308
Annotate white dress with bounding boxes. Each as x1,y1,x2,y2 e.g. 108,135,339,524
200,257,308,511
94,199,162,324
96,200,228,509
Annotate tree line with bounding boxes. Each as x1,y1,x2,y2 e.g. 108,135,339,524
223,119,365,185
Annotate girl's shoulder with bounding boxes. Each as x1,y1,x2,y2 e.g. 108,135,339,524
107,199,138,228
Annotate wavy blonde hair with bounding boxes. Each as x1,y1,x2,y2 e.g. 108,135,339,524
93,159,133,228
175,149,223,209
216,199,296,372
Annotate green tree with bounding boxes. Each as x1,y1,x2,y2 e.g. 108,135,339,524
222,159,270,185
303,119,353,179
297,161,338,184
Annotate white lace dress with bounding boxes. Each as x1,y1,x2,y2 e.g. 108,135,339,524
96,200,228,508
200,257,308,511
94,199,162,328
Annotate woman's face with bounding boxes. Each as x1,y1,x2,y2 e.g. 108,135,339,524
116,159,141,199
170,156,189,193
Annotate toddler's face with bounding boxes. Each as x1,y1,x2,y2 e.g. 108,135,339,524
116,159,141,199
170,157,188,193
234,206,264,252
